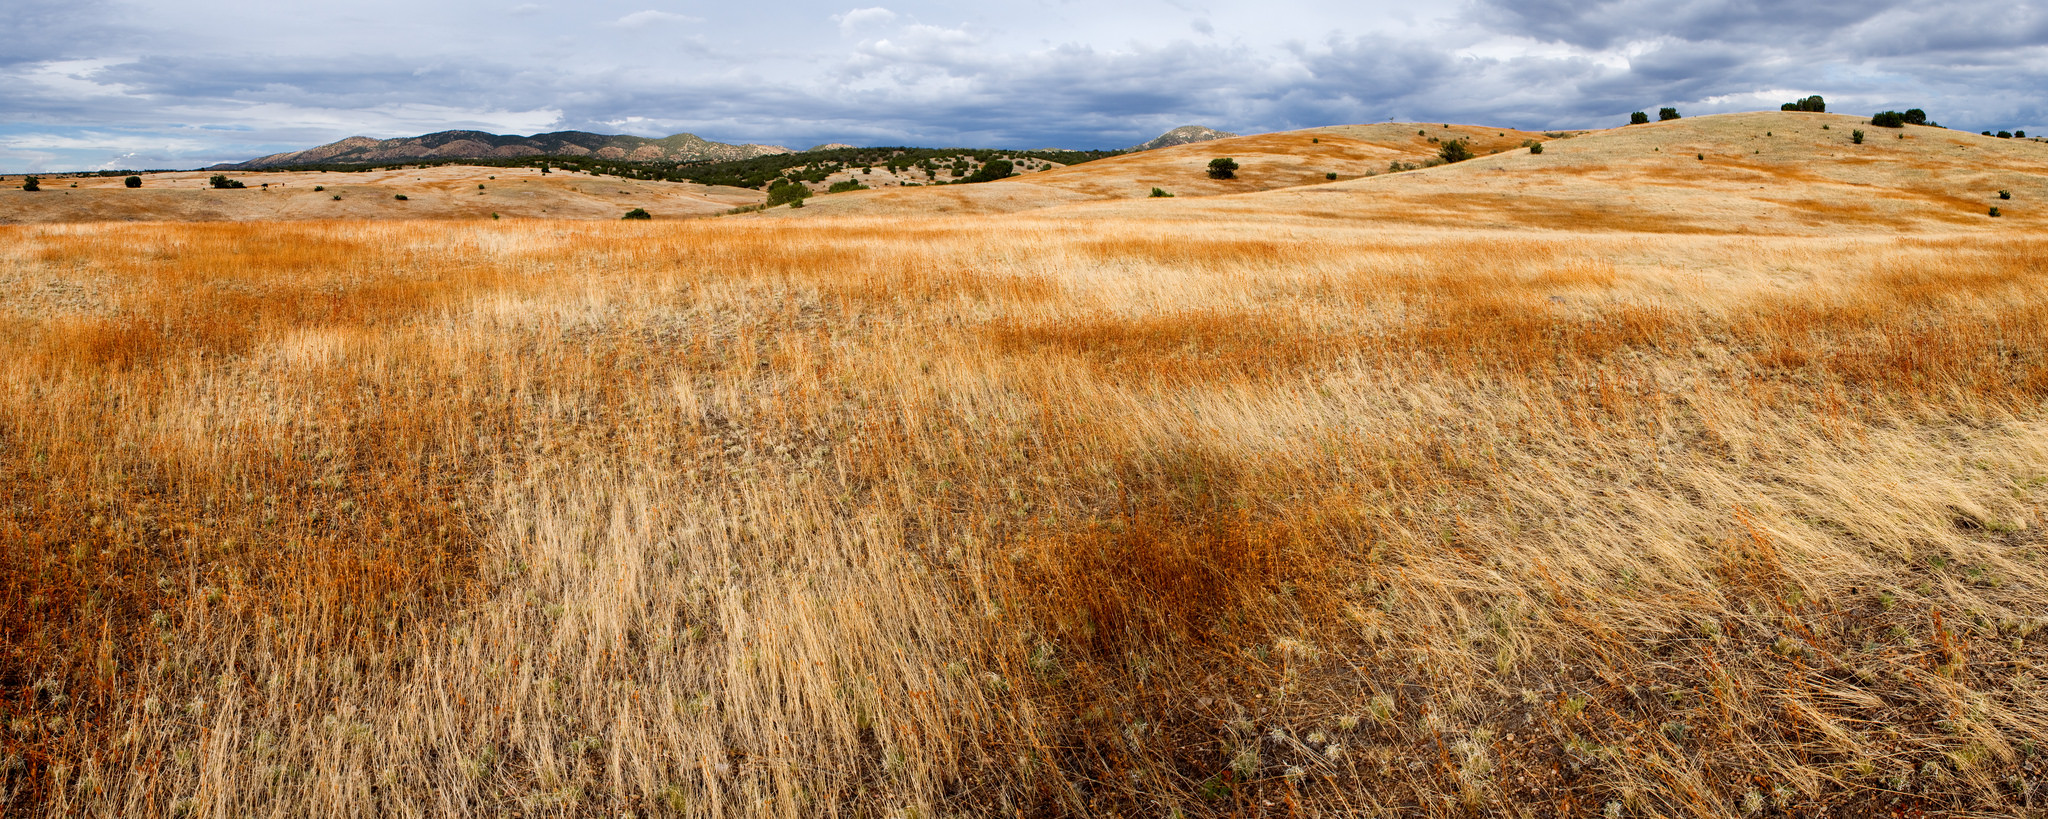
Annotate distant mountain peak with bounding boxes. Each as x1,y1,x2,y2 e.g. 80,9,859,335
213,130,792,170
1129,125,1239,152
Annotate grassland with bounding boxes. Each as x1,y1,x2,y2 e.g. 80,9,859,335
4,114,2048,817
0,166,763,224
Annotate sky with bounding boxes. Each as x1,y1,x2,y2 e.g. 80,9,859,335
4,0,2046,171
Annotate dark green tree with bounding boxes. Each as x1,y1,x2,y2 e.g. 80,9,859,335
1852,130,1865,144
208,174,246,189
1902,109,1928,125
1658,107,1681,121
1797,96,1826,112
124,175,142,188
1207,157,1238,179
959,159,1014,184
22,176,41,191
1437,139,1472,163
1871,111,1906,128
622,208,651,220
1629,111,1650,125
766,180,811,206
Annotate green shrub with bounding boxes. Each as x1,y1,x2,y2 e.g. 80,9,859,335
826,179,869,193
208,174,246,189
1529,142,1543,155
124,175,142,188
959,159,1014,184
314,185,325,191
1149,187,1174,198
1658,107,1680,121
1852,130,1865,144
1990,206,2001,217
1437,139,1471,163
2000,190,2012,200
621,208,651,220
1207,157,1238,179
766,180,810,206
1902,109,1928,125
21,176,40,192
1697,153,1704,160
331,195,341,201
1785,95,1826,112
1324,172,1337,180
1997,131,2013,139
393,194,408,201
1629,111,1650,125
1871,111,1906,128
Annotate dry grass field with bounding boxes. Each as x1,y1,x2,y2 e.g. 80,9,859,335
4,113,2048,817
0,166,762,224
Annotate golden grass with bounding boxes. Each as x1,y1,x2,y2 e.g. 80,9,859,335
4,218,2048,817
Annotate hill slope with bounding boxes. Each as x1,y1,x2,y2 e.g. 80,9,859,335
1125,111,2045,234
769,122,1558,218
214,129,792,170
769,112,2041,234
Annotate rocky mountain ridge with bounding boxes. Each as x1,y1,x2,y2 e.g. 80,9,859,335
213,130,792,170
1129,125,1239,152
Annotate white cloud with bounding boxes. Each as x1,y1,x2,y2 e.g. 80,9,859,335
610,10,701,27
834,7,897,34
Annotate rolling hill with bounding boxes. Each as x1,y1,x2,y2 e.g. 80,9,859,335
771,112,2041,234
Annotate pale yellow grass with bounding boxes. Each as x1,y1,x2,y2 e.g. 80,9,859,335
3,217,2047,818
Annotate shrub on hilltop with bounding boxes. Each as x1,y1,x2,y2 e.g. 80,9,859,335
1871,111,1907,128
1782,95,1826,112
1629,111,1650,125
1659,107,1681,121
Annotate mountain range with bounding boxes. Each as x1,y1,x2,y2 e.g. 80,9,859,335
212,130,793,170
1128,125,1239,151
210,126,1236,171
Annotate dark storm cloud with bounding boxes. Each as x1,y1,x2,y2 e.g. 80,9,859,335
1469,0,1890,51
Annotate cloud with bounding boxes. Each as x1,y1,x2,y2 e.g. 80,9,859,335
4,0,2046,171
834,6,898,33
610,10,701,27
